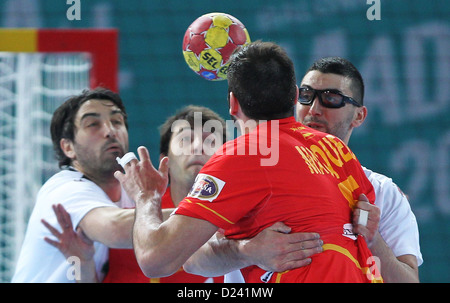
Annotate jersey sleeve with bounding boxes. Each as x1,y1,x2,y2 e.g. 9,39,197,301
175,152,271,230
49,178,119,229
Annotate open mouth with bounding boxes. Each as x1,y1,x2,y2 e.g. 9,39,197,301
306,122,325,130
104,144,123,155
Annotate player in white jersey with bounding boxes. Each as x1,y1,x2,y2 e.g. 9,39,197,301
12,169,134,282
12,88,137,282
295,58,422,282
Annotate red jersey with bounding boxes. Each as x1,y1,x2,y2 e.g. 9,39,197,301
103,188,224,283
175,117,382,283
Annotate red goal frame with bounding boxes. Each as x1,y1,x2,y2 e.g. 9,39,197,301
0,28,118,92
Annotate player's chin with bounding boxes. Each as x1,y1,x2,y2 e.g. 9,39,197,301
103,153,123,168
187,164,203,176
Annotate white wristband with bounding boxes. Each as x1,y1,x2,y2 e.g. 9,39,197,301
116,152,137,168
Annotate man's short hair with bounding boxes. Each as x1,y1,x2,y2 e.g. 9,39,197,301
306,56,365,105
227,41,297,120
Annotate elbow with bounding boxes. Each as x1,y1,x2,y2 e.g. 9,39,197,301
182,257,197,275
135,248,180,278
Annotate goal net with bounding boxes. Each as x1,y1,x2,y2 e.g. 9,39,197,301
0,29,118,283
0,52,91,282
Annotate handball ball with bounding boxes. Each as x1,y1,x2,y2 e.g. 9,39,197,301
182,12,251,81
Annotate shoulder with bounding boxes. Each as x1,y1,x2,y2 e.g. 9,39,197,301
363,166,393,186
362,166,407,200
37,169,116,210
42,169,96,191
362,166,411,213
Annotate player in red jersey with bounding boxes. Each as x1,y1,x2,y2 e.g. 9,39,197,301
116,41,382,282
103,105,225,283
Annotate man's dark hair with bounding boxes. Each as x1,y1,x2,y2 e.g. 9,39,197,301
227,41,297,120
50,87,128,168
306,56,365,105
159,105,226,156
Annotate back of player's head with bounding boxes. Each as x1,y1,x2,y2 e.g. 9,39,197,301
227,41,297,120
306,56,365,105
159,105,226,156
51,87,127,168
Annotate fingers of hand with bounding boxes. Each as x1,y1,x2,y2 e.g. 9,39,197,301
114,170,124,181
41,219,61,238
52,204,72,230
159,156,170,176
116,152,138,169
137,146,150,159
274,239,323,272
57,204,72,228
269,222,292,234
358,193,369,202
353,205,380,227
358,209,369,226
43,236,60,249
287,232,321,244
292,238,324,254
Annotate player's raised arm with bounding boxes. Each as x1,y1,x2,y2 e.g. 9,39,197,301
115,146,218,277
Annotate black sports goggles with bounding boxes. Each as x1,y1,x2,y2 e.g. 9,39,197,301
298,87,362,108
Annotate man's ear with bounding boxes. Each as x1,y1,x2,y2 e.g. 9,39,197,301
351,106,368,128
228,92,240,116
60,138,76,160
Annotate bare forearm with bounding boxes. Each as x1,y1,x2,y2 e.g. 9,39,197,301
133,197,169,276
184,233,250,277
107,209,135,248
80,208,135,249
370,233,419,283
133,196,207,278
133,198,163,259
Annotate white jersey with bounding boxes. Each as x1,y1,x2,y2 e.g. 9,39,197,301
11,168,134,283
362,166,423,266
224,166,423,282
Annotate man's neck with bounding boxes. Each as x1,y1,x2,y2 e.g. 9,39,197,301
72,164,122,202
235,114,293,135
96,178,122,202
169,180,193,207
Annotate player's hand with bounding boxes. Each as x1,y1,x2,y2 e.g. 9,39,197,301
239,222,323,273
41,204,95,262
114,146,169,206
352,194,380,248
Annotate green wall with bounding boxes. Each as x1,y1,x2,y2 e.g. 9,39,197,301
2,0,449,282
